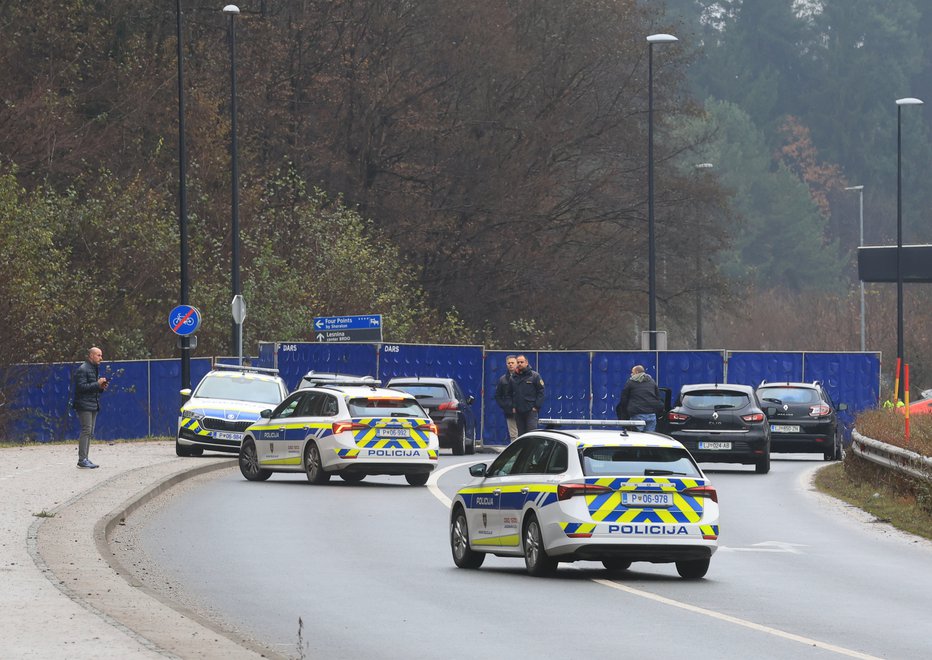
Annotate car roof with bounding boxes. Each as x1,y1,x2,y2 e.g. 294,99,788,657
201,368,283,383
757,382,820,389
304,384,418,399
680,383,755,394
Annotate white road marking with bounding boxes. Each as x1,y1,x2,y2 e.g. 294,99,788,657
592,578,881,659
719,541,807,554
428,459,484,509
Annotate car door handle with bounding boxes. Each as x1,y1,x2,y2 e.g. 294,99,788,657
492,489,501,495
521,487,529,494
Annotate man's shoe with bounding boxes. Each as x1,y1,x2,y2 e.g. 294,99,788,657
77,459,99,469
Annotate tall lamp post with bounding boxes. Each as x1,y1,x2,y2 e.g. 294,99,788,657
694,163,714,349
895,97,923,373
224,5,242,362
844,185,865,352
175,0,191,391
646,33,678,350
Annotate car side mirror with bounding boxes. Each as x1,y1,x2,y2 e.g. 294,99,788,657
469,463,487,477
259,409,273,419
838,403,848,411
466,395,475,405
180,388,192,397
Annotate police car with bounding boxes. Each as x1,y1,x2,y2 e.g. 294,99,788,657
238,382,440,485
176,365,289,457
449,420,719,578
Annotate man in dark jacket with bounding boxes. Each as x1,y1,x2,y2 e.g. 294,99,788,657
511,355,545,436
494,355,518,443
73,347,109,468
616,365,662,432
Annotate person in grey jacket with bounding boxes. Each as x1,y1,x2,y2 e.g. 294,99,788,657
616,365,662,432
72,347,109,468
511,355,545,436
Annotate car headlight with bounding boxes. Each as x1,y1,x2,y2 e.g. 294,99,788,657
182,409,204,420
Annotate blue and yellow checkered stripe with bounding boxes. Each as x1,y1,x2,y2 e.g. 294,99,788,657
179,418,211,437
583,477,707,524
350,417,432,448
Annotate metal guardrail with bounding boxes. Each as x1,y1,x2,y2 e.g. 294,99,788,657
851,429,932,484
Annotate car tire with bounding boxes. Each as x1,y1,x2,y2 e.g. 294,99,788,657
602,559,631,572
825,431,842,461
175,437,191,457
755,451,771,474
523,514,557,577
341,472,365,483
188,446,204,457
676,557,710,579
405,472,429,486
304,442,330,484
465,429,476,455
239,438,272,481
450,507,485,569
452,426,466,456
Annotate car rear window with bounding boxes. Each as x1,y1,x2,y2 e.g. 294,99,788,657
195,375,283,405
581,446,700,477
390,384,449,399
347,397,425,417
758,387,821,404
681,391,749,410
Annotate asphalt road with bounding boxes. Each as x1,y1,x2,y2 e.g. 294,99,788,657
123,454,932,659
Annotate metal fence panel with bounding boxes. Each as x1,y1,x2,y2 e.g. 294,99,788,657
659,351,726,403
804,352,881,441
537,352,590,420
726,351,803,387
274,342,378,391
591,351,658,419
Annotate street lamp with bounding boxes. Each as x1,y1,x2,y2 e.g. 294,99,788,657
844,185,865,352
175,0,191,392
224,4,242,362
646,33,678,351
895,97,923,372
694,162,713,349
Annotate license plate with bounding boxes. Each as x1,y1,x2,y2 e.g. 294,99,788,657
622,492,673,507
212,431,243,441
698,441,732,450
771,424,801,433
378,427,411,437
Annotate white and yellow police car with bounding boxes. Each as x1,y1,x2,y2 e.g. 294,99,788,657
176,365,288,457
239,382,440,485
450,420,719,578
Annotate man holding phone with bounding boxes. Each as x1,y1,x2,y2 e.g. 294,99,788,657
73,347,109,468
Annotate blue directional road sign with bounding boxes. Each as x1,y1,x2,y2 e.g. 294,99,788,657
313,314,383,343
169,305,202,336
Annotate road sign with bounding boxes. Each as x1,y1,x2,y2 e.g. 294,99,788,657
313,314,383,343
858,245,932,283
169,305,202,336
231,295,246,323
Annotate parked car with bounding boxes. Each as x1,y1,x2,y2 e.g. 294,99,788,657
756,381,846,460
661,383,771,474
176,364,289,457
386,377,478,455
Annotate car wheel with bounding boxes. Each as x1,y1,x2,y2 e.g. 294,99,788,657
405,472,429,486
239,438,272,481
755,451,770,474
523,514,557,576
341,472,365,483
188,446,204,457
465,429,476,455
304,442,330,484
602,559,631,572
825,431,842,461
450,507,485,569
676,557,710,579
452,426,466,456
175,437,191,457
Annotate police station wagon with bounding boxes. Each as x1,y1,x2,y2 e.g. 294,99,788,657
239,383,440,485
449,420,719,578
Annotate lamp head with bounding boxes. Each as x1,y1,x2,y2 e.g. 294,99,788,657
844,185,864,191
223,4,240,14
647,34,678,44
896,97,923,106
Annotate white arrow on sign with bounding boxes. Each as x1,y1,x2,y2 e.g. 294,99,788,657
317,333,325,341
718,541,807,554
315,319,324,329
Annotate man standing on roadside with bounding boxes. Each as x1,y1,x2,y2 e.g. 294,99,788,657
73,347,109,469
494,355,518,443
512,354,545,436
616,364,662,432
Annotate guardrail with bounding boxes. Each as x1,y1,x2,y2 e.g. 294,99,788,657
850,429,932,483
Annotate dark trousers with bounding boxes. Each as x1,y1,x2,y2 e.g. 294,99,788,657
515,410,539,437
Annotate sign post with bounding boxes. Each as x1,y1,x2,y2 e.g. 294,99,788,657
313,314,383,343
232,295,246,365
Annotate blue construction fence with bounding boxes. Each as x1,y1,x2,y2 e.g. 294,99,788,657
3,342,880,445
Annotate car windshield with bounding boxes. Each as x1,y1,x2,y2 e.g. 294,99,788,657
390,384,449,399
758,387,821,404
581,446,700,477
347,397,425,417
195,375,283,404
681,391,749,410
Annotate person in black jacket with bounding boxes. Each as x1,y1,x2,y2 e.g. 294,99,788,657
73,347,109,468
616,365,662,432
494,355,518,443
511,355,545,436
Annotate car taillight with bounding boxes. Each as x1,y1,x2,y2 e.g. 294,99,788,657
332,422,367,434
668,411,689,422
557,482,613,501
809,404,831,417
418,422,439,434
682,485,718,503
741,412,764,423
438,401,459,411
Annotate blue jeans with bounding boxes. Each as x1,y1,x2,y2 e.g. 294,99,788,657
631,413,656,432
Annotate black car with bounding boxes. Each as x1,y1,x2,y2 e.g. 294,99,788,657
661,383,771,474
756,381,847,461
386,377,478,455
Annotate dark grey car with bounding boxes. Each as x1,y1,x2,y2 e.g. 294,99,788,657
387,377,478,455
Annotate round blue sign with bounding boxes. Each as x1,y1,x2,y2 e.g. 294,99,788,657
169,305,202,336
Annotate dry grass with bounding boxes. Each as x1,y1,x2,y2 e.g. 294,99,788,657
853,409,932,457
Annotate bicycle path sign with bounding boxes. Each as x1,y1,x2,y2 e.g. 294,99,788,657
169,305,202,336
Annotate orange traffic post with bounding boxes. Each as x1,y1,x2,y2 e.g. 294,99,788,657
904,363,911,442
